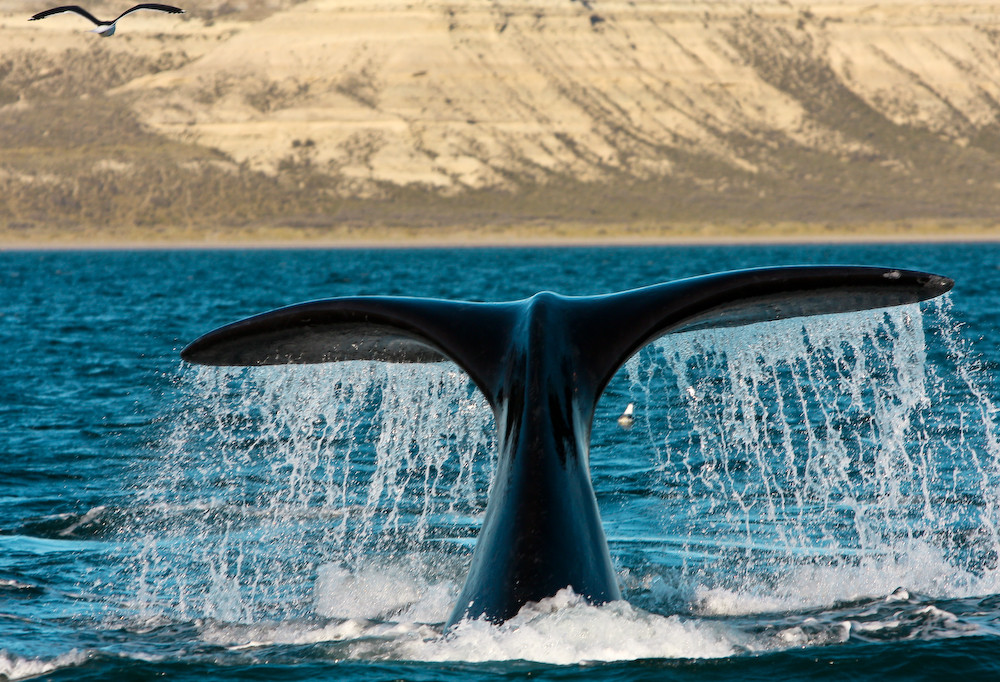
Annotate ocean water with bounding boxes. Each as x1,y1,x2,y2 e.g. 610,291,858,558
3,244,1000,680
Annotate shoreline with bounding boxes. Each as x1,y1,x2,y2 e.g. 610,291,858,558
2,221,999,251
5,1,1000,256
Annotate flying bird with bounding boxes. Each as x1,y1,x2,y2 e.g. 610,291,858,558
29,4,184,37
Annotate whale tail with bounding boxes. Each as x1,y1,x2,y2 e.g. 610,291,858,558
181,266,952,408
181,266,953,625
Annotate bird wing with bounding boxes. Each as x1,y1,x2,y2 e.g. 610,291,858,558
114,3,184,22
29,5,102,24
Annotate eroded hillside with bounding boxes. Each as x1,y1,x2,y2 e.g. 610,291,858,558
2,0,1000,240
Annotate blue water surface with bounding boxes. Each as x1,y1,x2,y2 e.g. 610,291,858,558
3,244,1000,680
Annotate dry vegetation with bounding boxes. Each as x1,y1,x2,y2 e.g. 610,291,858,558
2,1,1000,245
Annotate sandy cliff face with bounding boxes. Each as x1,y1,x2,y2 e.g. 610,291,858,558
2,0,1000,235
122,1,1000,189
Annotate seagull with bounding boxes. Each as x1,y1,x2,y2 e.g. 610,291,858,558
617,403,634,429
29,4,184,37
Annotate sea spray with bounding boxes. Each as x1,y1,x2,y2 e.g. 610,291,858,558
126,361,495,623
122,300,1000,629
619,302,1000,611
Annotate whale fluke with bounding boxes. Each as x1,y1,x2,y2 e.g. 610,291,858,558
181,265,953,626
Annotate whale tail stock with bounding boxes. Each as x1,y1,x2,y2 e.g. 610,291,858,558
181,266,953,626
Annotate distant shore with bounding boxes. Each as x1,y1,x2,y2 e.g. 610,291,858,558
5,1,1000,250
2,220,998,250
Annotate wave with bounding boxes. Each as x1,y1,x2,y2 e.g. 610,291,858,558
0,650,90,681
13,506,112,540
0,578,44,598
185,562,996,666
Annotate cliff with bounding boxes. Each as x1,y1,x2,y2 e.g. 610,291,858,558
2,0,999,241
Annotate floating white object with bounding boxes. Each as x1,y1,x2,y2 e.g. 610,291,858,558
617,403,634,429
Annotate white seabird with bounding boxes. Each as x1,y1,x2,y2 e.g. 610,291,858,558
29,4,184,37
617,403,634,429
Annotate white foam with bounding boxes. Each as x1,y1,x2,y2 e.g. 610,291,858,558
772,619,851,648
0,650,90,680
202,618,434,649
0,579,36,591
58,505,107,537
202,589,743,663
692,540,1000,617
401,589,740,663
313,563,457,623
195,562,992,663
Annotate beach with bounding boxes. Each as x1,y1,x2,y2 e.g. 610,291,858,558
2,219,999,251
